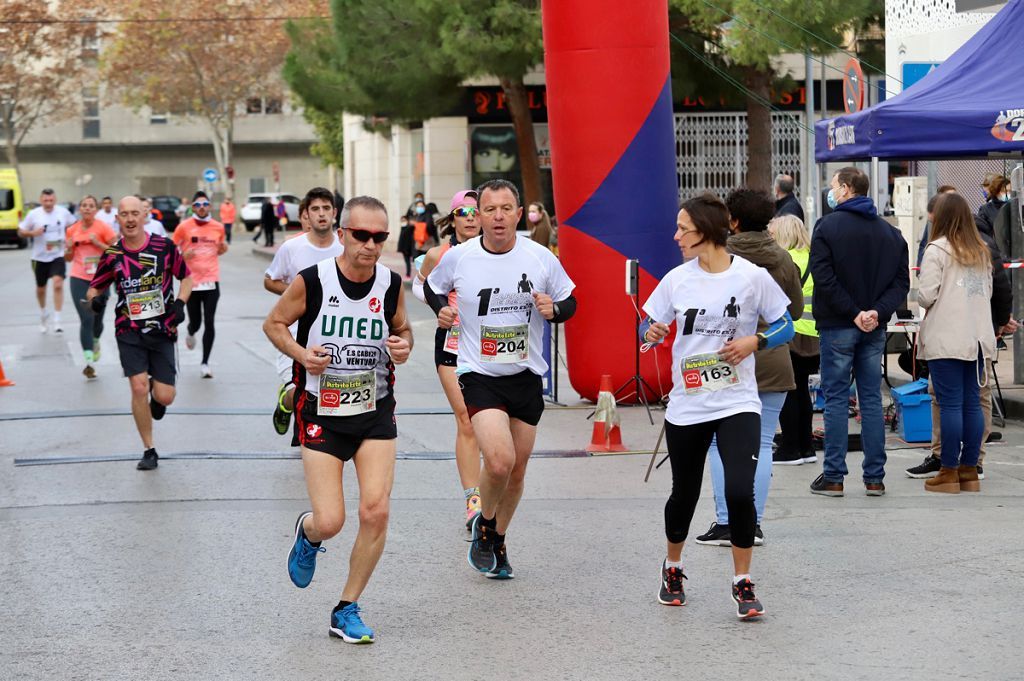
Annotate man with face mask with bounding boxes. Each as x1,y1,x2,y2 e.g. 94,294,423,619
807,167,909,498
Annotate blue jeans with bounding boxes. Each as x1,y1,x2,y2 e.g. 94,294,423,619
928,357,984,468
819,327,886,483
709,391,786,525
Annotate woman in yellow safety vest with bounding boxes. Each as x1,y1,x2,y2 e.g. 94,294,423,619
769,215,819,465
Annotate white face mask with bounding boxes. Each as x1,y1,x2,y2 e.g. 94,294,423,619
528,211,541,223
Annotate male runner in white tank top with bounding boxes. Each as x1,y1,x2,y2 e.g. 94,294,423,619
264,196,412,644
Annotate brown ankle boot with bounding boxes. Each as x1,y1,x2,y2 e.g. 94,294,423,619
957,465,980,492
925,466,960,494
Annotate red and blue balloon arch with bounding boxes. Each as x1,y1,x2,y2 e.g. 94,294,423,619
543,0,678,402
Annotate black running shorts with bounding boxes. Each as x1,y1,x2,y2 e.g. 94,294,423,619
32,259,66,287
458,370,544,426
434,327,457,368
295,392,397,461
117,330,177,385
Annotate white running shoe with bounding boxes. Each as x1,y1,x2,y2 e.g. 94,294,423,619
200,363,213,378
40,311,49,333
53,320,63,333
186,334,197,350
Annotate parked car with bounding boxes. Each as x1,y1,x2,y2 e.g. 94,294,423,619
241,193,300,231
150,195,183,232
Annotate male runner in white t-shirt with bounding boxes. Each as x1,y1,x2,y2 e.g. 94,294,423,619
264,187,344,436
426,179,577,579
18,188,75,333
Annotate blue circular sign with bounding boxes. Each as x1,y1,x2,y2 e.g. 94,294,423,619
203,168,218,183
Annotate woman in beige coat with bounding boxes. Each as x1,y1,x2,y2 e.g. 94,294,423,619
917,193,995,493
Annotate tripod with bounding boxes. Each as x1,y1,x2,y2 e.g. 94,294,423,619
612,263,662,424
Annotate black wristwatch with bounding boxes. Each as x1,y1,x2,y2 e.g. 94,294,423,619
756,333,768,351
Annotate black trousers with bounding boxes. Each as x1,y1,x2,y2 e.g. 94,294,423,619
186,284,220,363
778,352,820,455
664,411,760,549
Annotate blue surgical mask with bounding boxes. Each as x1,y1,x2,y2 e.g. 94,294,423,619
416,206,425,215
999,194,1010,202
826,189,838,210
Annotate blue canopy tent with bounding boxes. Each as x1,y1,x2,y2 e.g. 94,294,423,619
815,0,1024,162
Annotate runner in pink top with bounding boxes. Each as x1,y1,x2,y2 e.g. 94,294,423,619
65,195,118,377
171,191,228,377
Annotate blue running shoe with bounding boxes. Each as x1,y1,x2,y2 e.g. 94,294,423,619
287,511,324,588
330,603,375,643
467,513,497,573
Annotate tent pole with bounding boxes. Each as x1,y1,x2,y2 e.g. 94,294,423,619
870,157,880,207
804,50,816,224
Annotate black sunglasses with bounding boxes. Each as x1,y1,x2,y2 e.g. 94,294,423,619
346,228,389,244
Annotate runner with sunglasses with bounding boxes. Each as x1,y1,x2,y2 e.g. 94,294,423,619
412,190,484,529
172,191,228,378
425,179,576,580
265,195,412,644
642,194,793,619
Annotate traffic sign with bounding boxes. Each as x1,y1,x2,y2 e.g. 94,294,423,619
842,58,865,114
901,62,941,91
203,168,218,183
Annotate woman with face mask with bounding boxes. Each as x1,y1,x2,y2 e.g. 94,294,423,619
976,175,1010,239
526,202,553,249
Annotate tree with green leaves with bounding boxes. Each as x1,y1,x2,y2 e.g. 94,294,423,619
671,0,881,191
285,0,546,208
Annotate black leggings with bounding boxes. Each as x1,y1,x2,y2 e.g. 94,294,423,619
70,276,105,352
186,284,220,363
664,412,760,548
778,352,820,455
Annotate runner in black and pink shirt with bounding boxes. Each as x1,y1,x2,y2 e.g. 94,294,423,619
87,196,193,471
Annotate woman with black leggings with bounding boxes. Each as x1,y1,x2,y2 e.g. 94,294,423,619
642,194,793,619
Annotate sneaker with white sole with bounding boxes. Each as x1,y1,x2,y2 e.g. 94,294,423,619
186,334,196,350
732,578,765,619
658,560,687,606
200,363,213,378
695,522,731,547
329,603,374,644
905,455,941,479
39,311,49,333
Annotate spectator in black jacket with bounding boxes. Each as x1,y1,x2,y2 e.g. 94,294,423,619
260,197,277,247
906,191,1016,480
773,174,804,222
808,166,909,498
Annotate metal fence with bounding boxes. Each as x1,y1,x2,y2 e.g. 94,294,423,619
674,112,804,200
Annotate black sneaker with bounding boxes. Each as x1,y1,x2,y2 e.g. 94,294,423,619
485,543,514,580
977,465,985,480
136,448,158,470
772,447,804,465
658,560,687,606
810,473,844,496
754,525,764,546
732,578,764,619
467,514,497,573
150,395,166,420
695,522,732,547
905,455,941,479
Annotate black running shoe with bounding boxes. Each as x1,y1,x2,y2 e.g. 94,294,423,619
772,447,804,465
467,514,497,573
977,465,985,480
272,385,292,436
695,522,732,547
754,525,764,546
905,455,941,479
137,448,158,471
732,578,764,619
486,543,514,580
658,561,687,606
150,395,166,420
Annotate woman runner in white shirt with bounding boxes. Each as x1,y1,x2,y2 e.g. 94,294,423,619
642,193,794,619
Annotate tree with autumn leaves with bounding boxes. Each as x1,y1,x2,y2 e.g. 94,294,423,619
101,0,326,201
0,1,88,178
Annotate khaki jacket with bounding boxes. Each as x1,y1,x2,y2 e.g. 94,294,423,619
918,237,995,362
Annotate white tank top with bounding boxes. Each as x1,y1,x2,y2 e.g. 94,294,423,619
301,260,393,405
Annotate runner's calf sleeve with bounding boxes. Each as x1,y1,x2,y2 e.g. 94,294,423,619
421,279,449,316
550,295,577,323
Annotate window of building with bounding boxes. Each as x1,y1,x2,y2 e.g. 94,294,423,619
82,87,100,139
265,98,283,114
81,33,100,61
249,177,267,194
246,98,263,114
150,112,168,124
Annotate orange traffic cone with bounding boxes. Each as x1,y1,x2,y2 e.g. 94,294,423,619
0,358,14,387
586,374,627,453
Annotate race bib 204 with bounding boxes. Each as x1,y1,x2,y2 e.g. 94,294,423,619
480,324,528,363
